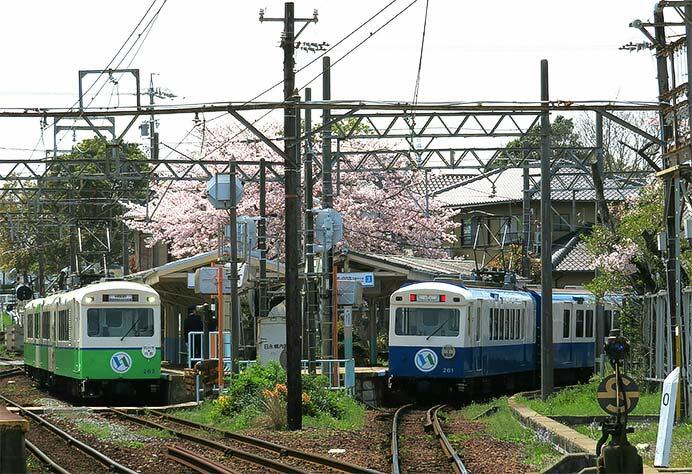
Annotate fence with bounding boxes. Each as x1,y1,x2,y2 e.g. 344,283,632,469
641,289,692,410
186,331,355,392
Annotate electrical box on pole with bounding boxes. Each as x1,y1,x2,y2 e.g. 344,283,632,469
313,208,343,252
206,174,243,210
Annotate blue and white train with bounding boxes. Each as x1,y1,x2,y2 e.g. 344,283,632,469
388,281,621,395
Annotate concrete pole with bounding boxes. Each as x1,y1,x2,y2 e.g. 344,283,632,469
595,112,605,368
228,160,240,373
304,88,317,369
522,166,531,278
258,159,267,321
540,59,553,401
321,56,334,361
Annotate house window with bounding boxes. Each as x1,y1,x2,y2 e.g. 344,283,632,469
461,219,473,246
553,212,571,232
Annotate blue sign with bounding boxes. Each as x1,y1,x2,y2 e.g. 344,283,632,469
337,272,375,288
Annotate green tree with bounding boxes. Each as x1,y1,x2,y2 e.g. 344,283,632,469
0,137,149,277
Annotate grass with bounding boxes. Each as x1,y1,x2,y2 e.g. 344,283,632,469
135,427,176,439
517,378,692,469
516,377,661,416
457,397,561,471
174,395,365,432
575,419,692,468
76,421,111,439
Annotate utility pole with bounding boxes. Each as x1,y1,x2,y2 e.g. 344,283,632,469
594,112,605,371
228,159,240,374
304,87,318,369
321,56,334,362
522,166,531,278
260,1,318,431
540,59,553,401
258,159,268,321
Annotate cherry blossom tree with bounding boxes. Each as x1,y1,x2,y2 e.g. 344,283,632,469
123,123,457,259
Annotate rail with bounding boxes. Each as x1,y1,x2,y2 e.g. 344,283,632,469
25,439,70,474
167,446,235,474
0,393,136,474
390,403,412,474
109,408,307,474
148,409,380,474
428,405,468,474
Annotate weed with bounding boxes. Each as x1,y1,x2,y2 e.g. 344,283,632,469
135,427,175,439
76,421,111,439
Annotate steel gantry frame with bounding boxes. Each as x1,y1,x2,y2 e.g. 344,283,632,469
0,56,666,424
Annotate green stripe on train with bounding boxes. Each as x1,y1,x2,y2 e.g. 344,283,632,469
24,343,161,380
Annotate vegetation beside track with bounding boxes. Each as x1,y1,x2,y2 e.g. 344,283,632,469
452,398,561,471
174,362,365,431
515,378,692,469
516,377,661,416
574,420,692,468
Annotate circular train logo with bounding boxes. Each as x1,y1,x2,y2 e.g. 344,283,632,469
110,352,132,374
414,348,438,372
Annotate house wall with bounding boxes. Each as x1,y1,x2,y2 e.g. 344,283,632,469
451,200,597,260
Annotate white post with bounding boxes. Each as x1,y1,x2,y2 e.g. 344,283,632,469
655,367,680,467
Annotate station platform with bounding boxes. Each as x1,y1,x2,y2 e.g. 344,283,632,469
160,364,389,406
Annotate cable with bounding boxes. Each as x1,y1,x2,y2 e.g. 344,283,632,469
299,0,421,91
412,0,430,106
176,0,406,161
75,0,160,111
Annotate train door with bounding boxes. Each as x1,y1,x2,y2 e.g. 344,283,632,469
555,301,573,367
72,302,80,374
48,308,55,373
470,302,482,374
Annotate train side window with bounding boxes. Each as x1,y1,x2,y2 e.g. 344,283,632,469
27,312,33,339
493,309,499,341
520,309,524,339
563,309,571,339
585,310,594,338
509,309,514,339
604,310,612,335
497,308,507,339
575,310,585,338
613,310,621,329
505,309,510,340
58,310,70,342
34,313,40,338
475,307,480,342
467,312,471,338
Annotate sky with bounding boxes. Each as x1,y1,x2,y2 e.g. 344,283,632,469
0,0,668,161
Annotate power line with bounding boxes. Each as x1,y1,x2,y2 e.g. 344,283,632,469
412,0,430,106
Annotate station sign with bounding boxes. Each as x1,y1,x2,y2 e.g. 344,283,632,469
337,272,375,288
596,374,640,415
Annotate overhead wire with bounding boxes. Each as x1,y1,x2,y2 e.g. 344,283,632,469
162,0,409,168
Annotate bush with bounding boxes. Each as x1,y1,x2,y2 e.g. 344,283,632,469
210,362,361,427
215,362,286,416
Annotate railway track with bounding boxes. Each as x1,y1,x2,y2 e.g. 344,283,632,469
391,404,467,474
167,445,236,474
110,408,382,474
0,393,137,474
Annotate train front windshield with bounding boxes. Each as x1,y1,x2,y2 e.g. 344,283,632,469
394,307,460,337
87,308,155,338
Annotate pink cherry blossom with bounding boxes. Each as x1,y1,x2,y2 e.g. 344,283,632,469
123,123,458,259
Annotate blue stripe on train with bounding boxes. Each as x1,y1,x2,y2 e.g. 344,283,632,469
389,341,593,379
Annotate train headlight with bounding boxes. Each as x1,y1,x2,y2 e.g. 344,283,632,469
147,296,156,303
85,296,94,303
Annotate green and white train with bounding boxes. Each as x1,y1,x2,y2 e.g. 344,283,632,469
23,281,161,398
